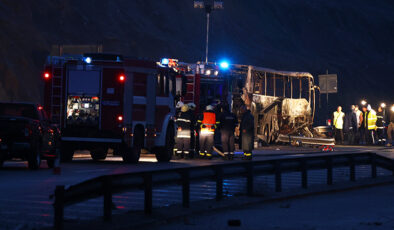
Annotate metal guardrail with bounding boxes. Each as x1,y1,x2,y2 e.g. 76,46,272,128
51,152,394,230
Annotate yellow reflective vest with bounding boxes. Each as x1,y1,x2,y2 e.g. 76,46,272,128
363,110,377,130
333,111,345,129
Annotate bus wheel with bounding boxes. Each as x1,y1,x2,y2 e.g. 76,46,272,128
155,124,174,162
91,147,107,161
263,125,270,145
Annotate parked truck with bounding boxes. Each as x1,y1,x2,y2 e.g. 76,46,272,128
0,102,60,169
43,53,176,162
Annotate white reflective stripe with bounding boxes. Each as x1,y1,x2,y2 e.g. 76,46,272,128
177,118,191,122
133,96,146,105
177,135,191,138
61,137,122,143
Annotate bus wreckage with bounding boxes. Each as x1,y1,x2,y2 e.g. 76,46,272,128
231,65,334,146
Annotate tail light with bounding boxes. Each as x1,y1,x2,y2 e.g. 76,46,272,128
326,119,332,126
118,74,125,82
44,72,50,79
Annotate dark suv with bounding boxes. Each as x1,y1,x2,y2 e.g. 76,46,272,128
0,102,61,169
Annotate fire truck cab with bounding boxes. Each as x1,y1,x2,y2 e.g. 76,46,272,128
43,53,176,162
162,59,232,113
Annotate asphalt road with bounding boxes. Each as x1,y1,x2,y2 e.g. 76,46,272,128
0,145,392,229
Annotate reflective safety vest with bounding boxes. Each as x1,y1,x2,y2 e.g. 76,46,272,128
333,111,345,129
200,111,219,134
364,110,377,130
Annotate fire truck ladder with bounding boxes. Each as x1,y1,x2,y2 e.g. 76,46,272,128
50,60,64,124
184,74,196,104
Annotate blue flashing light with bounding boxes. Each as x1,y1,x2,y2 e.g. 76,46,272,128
84,57,92,64
219,61,229,69
161,58,169,65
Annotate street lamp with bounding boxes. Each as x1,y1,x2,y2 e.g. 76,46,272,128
381,103,386,108
194,0,224,64
361,100,367,106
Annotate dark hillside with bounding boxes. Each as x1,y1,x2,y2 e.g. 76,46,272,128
0,0,393,121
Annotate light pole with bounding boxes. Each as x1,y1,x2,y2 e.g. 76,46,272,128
194,0,224,64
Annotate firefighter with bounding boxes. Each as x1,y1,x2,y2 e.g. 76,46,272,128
361,105,377,145
175,101,184,118
385,104,394,147
175,105,193,159
219,104,238,160
240,106,254,160
197,105,219,159
187,103,197,157
376,106,386,145
333,106,345,144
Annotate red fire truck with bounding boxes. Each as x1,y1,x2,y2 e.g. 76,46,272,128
161,59,233,113
43,53,176,162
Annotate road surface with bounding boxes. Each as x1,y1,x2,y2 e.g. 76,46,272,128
0,145,392,229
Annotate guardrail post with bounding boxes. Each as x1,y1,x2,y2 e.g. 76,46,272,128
246,162,254,196
275,161,282,192
144,174,153,215
103,176,112,221
181,170,190,208
326,157,333,185
349,156,356,182
301,159,307,189
371,153,377,178
54,185,65,230
216,166,223,201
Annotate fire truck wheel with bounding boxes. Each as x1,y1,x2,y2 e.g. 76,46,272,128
155,124,175,162
122,146,140,163
91,148,107,160
28,144,41,170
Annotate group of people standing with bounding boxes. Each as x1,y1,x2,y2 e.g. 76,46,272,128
332,103,394,146
174,101,255,160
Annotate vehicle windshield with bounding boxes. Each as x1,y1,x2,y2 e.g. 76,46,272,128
0,103,39,120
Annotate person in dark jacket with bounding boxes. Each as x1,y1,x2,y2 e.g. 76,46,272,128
386,104,394,147
219,105,238,160
344,105,358,145
376,106,386,145
240,106,254,160
175,105,193,159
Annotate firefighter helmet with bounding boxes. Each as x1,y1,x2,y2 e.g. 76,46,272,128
206,105,214,111
181,105,189,113
176,101,184,109
187,103,196,110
